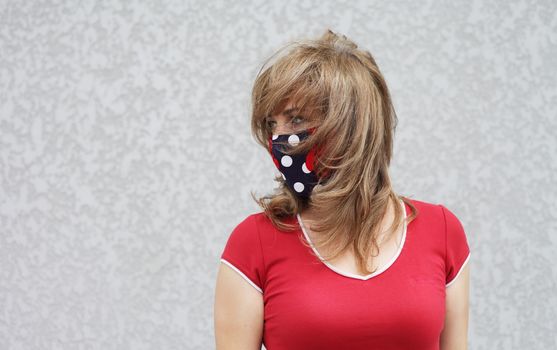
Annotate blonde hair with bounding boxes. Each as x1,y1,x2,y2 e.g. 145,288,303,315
249,29,418,276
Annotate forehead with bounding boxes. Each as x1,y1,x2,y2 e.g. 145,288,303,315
270,100,297,116
270,98,318,119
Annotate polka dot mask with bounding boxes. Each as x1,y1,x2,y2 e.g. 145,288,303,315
268,128,327,199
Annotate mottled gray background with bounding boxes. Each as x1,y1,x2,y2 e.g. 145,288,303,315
0,0,555,349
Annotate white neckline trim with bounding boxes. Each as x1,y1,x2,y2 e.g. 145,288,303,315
296,198,408,281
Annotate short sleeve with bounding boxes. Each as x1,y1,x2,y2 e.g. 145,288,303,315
219,214,265,294
439,204,471,287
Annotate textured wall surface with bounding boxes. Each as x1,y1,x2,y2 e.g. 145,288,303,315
1,0,556,349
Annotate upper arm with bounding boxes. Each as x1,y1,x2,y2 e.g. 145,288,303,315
214,214,266,349
214,261,264,350
440,261,470,350
439,204,471,350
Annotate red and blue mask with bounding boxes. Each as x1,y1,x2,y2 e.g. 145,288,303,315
268,127,329,199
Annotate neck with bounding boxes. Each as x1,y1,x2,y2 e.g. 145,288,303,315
299,205,318,225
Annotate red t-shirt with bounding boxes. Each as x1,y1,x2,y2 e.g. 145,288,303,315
219,198,471,350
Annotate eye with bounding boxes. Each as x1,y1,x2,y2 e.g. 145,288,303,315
291,116,305,125
265,115,307,134
265,119,276,131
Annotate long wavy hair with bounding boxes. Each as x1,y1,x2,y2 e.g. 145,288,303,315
249,29,418,276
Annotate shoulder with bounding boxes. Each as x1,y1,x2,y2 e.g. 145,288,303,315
403,197,444,220
402,197,466,235
405,197,436,209
220,212,270,292
233,212,270,233
230,211,276,229
249,211,298,232
404,197,462,216
223,213,262,250
407,198,469,246
225,211,282,242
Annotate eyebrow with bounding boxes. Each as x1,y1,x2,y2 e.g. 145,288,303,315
282,107,299,116
266,107,302,121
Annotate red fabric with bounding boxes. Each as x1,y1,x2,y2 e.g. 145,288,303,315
219,198,471,350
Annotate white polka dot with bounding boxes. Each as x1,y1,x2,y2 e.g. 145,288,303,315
294,182,304,192
302,162,310,174
281,155,293,167
272,134,278,140
288,134,300,145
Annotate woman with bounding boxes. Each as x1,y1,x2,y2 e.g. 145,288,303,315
214,29,471,350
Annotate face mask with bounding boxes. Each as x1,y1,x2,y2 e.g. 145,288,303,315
268,128,328,199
